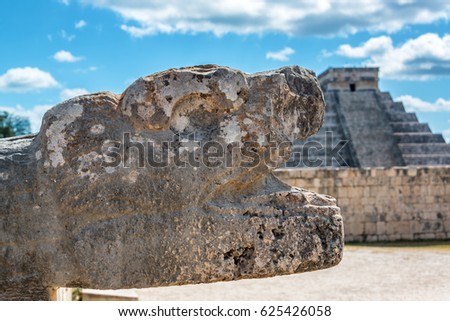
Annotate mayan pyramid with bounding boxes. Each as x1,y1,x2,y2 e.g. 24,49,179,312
287,67,450,168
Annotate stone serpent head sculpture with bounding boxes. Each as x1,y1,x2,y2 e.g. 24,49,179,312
0,65,343,300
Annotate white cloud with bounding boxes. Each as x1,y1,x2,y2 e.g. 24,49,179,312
60,0,69,5
336,33,450,80
74,66,98,73
320,49,333,58
337,36,393,58
0,67,59,93
396,95,450,112
60,88,90,101
266,47,295,61
53,50,83,63
60,29,76,41
0,104,53,133
75,20,87,29
79,0,450,37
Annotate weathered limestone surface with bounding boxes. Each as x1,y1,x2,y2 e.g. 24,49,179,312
0,65,343,300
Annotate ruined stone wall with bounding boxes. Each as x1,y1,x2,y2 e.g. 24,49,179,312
276,166,450,242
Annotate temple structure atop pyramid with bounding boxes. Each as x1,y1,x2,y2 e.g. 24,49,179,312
286,67,450,168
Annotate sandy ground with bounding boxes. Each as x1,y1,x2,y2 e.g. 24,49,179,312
131,244,450,301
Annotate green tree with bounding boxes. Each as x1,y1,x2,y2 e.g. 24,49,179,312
0,111,31,138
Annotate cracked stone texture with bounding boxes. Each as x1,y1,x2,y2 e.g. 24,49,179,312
0,65,343,300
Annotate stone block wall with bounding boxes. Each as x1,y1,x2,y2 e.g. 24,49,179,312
276,166,450,242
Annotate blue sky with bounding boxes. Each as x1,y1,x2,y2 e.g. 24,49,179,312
1,0,450,141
